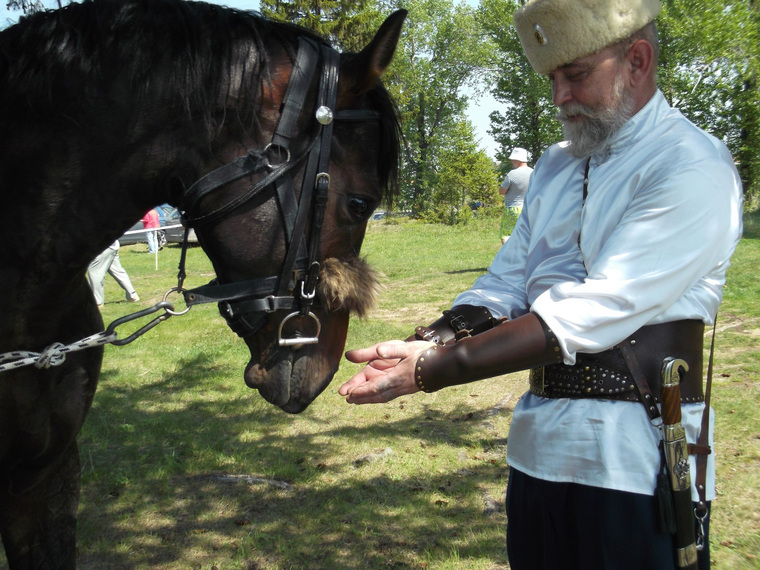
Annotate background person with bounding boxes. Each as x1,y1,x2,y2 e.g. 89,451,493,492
87,240,139,307
499,147,532,244
339,0,743,568
141,208,160,254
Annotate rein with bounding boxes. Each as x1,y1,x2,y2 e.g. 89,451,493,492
176,37,380,346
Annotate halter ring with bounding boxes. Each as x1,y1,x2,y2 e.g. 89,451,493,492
277,311,321,347
162,287,192,315
263,143,291,167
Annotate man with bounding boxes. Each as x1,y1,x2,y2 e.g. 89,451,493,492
339,0,743,568
141,208,161,254
87,240,140,307
499,147,533,244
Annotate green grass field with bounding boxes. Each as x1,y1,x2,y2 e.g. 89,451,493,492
2,211,758,569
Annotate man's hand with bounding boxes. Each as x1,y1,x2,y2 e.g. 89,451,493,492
338,340,434,404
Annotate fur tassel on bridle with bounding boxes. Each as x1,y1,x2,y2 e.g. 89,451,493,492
317,257,383,318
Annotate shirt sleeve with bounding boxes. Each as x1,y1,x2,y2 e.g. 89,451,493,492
532,146,742,361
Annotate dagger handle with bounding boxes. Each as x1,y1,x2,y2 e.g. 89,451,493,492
661,357,688,426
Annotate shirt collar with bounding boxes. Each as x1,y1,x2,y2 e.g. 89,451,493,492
590,90,668,164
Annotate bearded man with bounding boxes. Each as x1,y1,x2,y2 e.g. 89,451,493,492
339,0,743,568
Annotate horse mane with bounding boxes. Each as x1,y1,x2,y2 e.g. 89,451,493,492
1,0,300,139
0,0,399,201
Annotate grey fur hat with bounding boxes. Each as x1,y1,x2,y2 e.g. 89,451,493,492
514,0,661,74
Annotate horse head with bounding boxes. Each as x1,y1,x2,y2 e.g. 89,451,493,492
179,11,406,413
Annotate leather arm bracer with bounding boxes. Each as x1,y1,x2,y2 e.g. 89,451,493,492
411,304,498,346
414,313,564,393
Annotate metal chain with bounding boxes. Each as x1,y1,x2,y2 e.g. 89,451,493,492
0,298,184,374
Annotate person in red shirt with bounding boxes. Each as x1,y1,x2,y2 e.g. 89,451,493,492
140,208,160,253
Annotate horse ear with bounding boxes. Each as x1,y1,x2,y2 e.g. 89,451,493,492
339,9,407,100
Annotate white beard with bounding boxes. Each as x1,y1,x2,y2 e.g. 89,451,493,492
556,76,635,159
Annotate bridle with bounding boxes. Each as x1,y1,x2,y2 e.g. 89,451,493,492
176,37,380,347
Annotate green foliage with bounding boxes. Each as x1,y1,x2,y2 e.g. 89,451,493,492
478,0,563,170
421,119,500,223
419,200,474,225
259,0,385,52
379,0,500,218
658,0,760,200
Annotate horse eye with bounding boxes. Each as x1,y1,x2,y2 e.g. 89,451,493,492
348,197,371,219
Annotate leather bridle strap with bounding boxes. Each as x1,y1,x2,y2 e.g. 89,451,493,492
179,145,304,229
179,38,321,229
691,317,716,550
177,37,337,339
276,43,339,304
178,38,325,333
175,36,381,342
271,38,319,246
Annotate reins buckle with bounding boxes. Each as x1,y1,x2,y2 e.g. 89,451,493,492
315,172,330,191
300,280,316,301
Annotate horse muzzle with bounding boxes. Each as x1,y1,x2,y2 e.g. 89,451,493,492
243,338,337,414
194,257,380,413
242,309,348,413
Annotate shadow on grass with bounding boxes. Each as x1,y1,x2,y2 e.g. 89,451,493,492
445,267,490,275
71,352,513,569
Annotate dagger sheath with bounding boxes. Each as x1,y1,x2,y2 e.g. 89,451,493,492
661,357,698,570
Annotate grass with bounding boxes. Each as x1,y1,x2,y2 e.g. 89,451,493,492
1,211,759,569
708,208,760,569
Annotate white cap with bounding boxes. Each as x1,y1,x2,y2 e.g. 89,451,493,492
509,147,529,163
514,0,661,74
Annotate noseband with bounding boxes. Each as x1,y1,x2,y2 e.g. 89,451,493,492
177,37,379,346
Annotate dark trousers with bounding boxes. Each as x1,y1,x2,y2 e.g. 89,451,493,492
506,467,711,570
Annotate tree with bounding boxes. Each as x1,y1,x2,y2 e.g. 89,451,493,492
259,0,384,52
430,119,499,224
378,0,497,217
5,0,59,15
6,0,46,13
658,0,760,200
479,0,562,176
732,0,760,201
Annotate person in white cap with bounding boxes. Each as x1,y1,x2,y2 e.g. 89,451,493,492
339,1,742,568
499,147,533,244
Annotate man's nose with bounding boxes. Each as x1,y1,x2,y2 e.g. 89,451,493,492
552,77,573,107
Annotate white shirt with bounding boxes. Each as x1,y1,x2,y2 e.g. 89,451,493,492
454,91,743,498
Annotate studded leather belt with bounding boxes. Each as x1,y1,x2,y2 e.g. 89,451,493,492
529,320,705,403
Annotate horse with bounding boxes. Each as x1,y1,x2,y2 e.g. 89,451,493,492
0,0,405,566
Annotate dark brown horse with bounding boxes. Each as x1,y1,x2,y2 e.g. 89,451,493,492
0,0,404,566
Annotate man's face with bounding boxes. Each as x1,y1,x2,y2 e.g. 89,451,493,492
549,47,635,158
